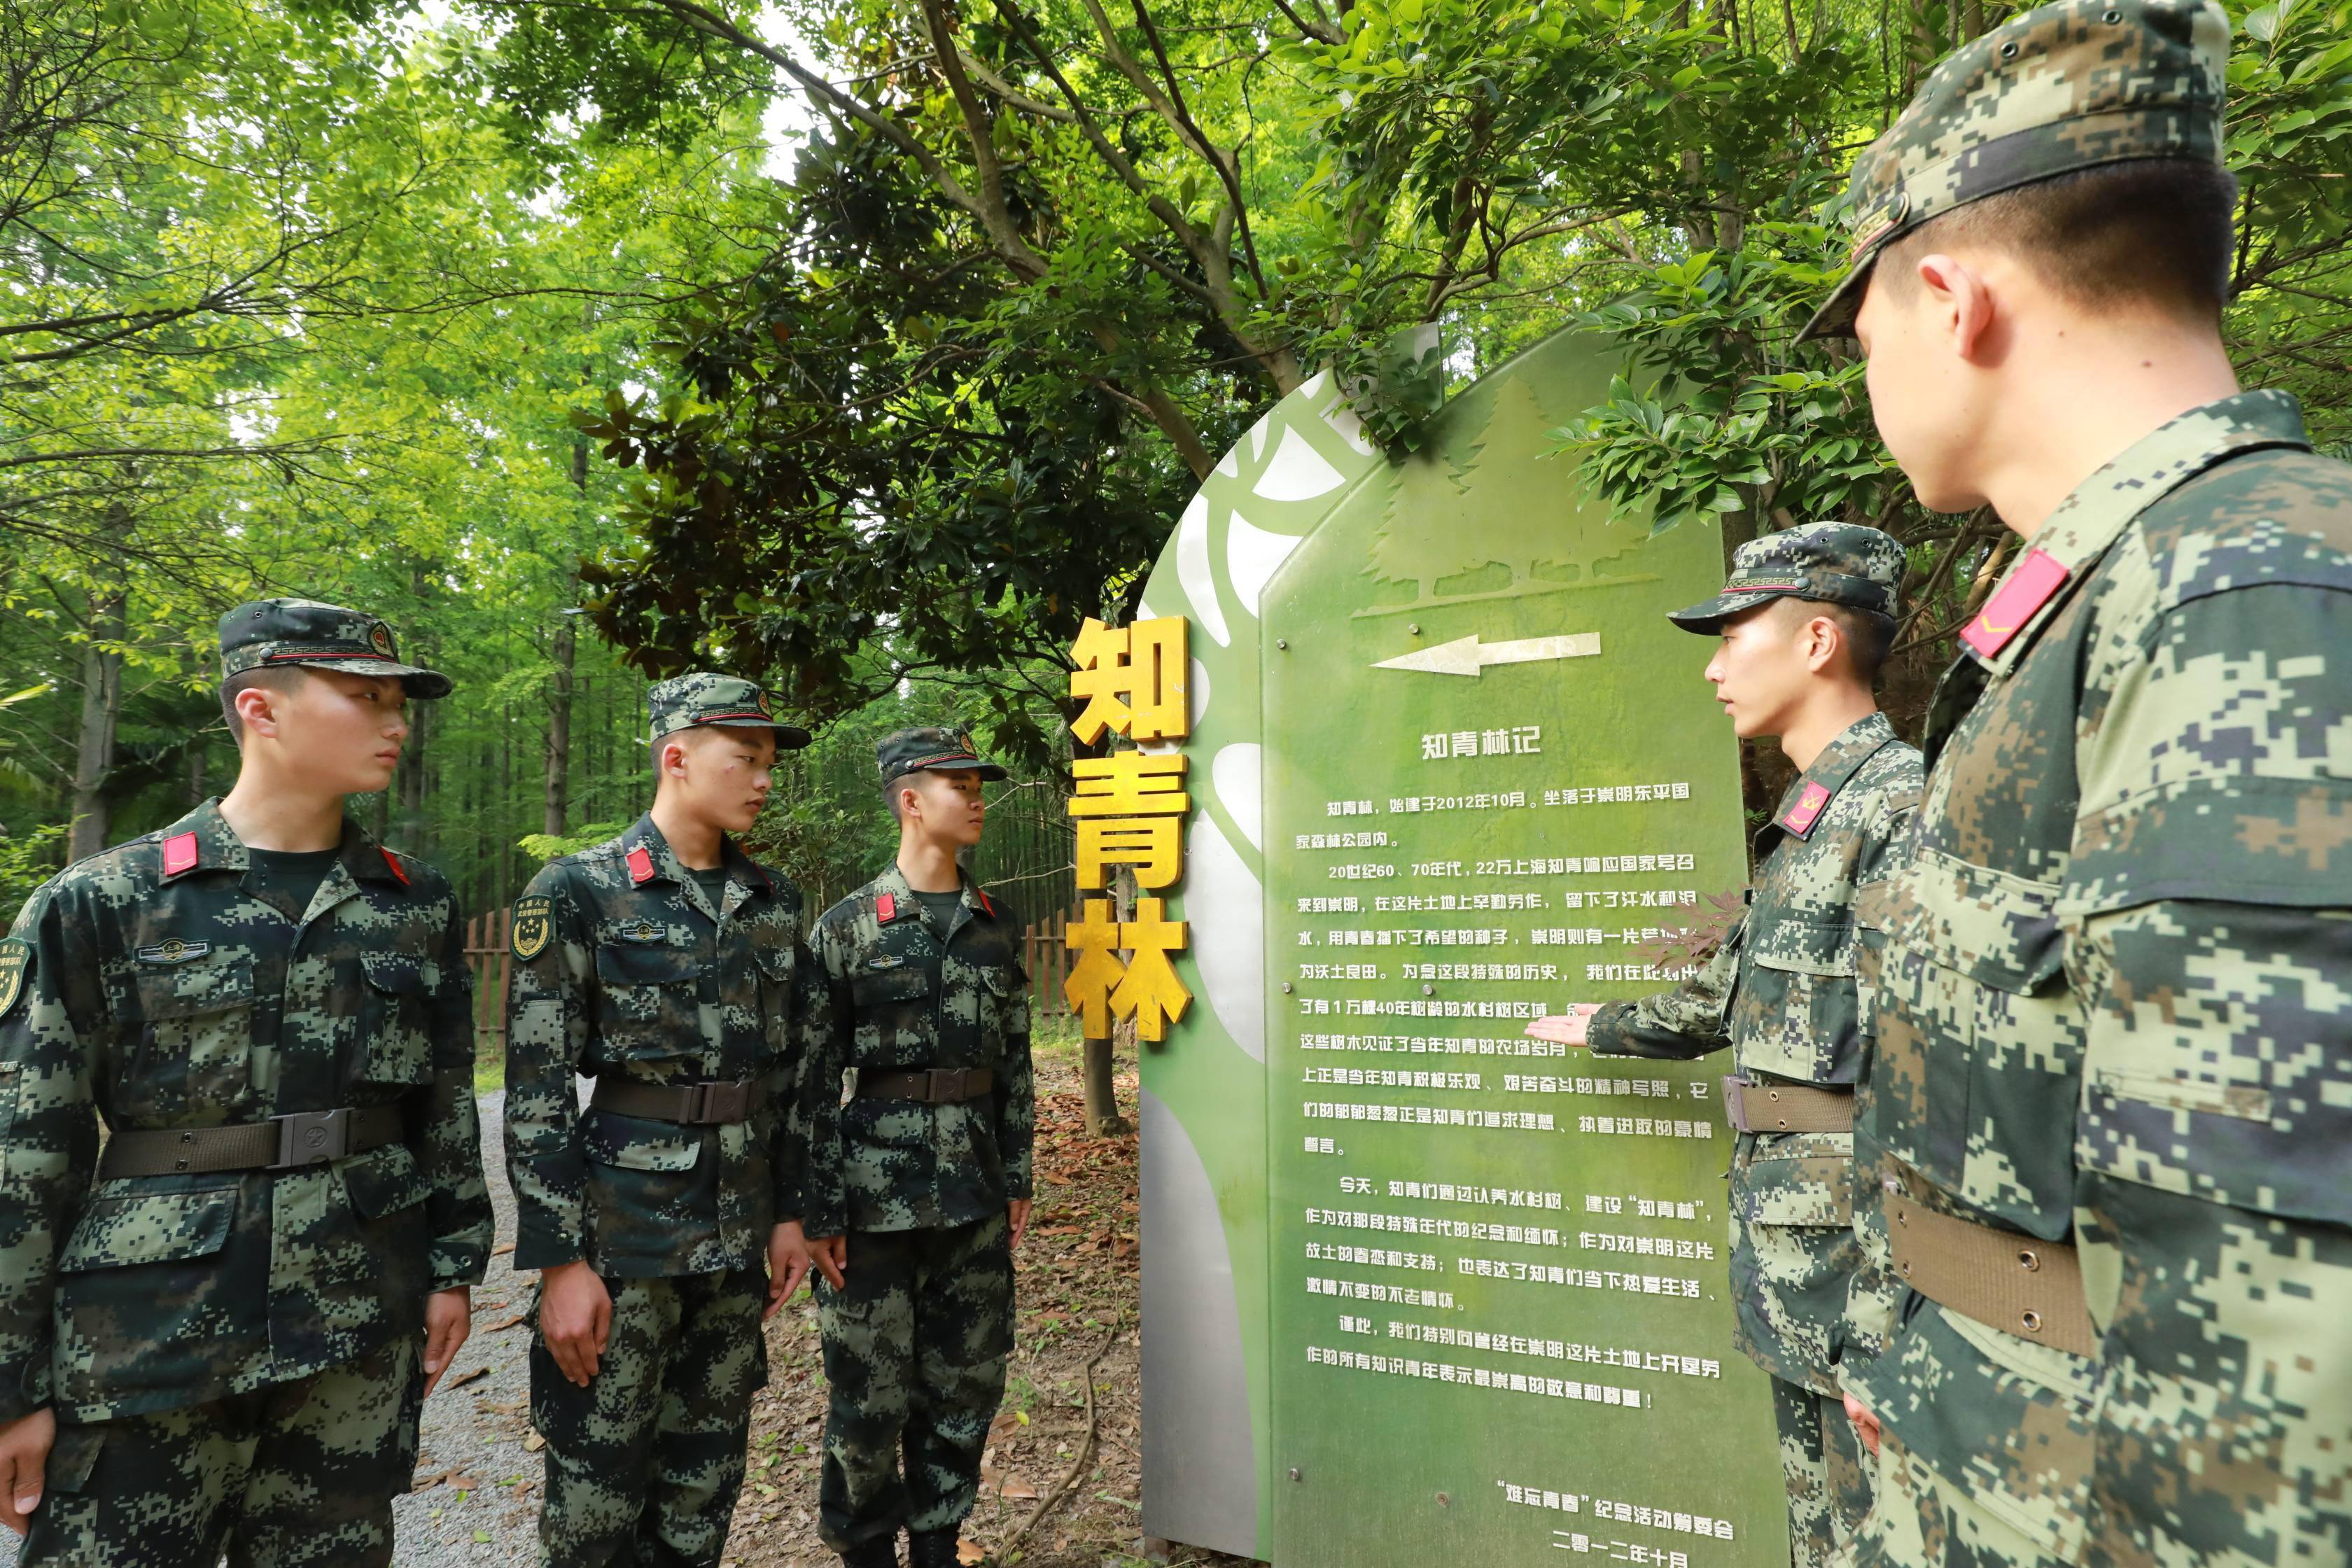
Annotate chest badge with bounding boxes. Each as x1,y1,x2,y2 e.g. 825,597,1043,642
0,939,30,1019
614,919,668,945
511,895,553,961
134,938,211,966
1781,781,1833,836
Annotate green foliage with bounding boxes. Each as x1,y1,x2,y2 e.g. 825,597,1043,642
518,822,634,865
0,825,68,913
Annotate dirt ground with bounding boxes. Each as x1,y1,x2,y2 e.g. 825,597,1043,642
719,1032,1252,1568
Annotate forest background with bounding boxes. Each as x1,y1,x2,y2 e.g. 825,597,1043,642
6,0,2348,1116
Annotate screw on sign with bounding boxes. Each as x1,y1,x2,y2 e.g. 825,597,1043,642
1062,615,1194,1042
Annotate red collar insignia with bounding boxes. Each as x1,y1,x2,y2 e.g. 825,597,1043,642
162,832,200,878
625,846,656,885
876,892,898,923
379,847,409,886
977,889,994,918
1781,780,1833,836
1960,549,2070,659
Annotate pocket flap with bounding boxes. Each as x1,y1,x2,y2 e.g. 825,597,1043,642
755,944,797,981
582,1110,703,1171
596,944,699,986
853,965,932,1005
1744,916,1854,977
121,951,254,1022
980,965,1025,995
59,1187,237,1272
361,951,436,995
340,1139,429,1219
1890,848,2066,994
1738,1149,1856,1227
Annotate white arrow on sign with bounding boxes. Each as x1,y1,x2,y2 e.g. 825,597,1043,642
1372,631,1602,678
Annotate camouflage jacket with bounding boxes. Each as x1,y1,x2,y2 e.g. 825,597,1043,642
0,800,491,1424
504,816,822,1279
1590,712,1921,1394
804,864,1034,1238
1850,391,2352,1567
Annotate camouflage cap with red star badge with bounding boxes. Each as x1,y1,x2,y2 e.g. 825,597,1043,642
218,598,453,699
647,672,811,749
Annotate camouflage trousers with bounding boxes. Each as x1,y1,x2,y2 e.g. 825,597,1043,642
529,1267,768,1567
1769,1376,1871,1568
816,1212,1014,1554
1852,1426,2076,1568
22,1332,420,1568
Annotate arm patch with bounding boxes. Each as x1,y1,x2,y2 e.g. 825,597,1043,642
0,938,31,1020
511,895,554,961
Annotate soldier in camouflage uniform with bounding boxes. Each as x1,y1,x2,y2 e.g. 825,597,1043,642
504,672,825,1567
804,728,1036,1568
1803,3,2352,1563
0,598,493,1566
1530,527,1922,1568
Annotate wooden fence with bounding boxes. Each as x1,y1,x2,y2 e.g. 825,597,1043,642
457,904,1074,1051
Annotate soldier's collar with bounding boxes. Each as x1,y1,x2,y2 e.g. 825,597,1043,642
717,834,770,897
1765,712,1900,842
158,802,407,890
619,814,681,887
1957,390,2310,680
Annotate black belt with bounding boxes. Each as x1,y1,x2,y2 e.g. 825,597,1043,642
592,1077,766,1125
857,1067,995,1104
99,1105,405,1178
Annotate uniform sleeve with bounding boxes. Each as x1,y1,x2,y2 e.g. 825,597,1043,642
503,864,595,1271
798,918,849,1240
0,883,99,1422
1839,778,1921,1373
997,951,1035,1205
766,916,827,1227
422,900,493,1291
1585,918,1740,1060
2064,583,2352,1239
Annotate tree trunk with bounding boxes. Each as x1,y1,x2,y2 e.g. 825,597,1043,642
66,584,125,862
545,615,575,836
186,735,208,807
1083,872,1138,1136
399,696,430,849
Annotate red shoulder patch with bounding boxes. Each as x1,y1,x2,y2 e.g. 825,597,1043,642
161,832,200,878
380,847,410,886
977,889,995,918
625,846,656,885
1781,780,1833,836
1960,549,2070,659
876,892,897,923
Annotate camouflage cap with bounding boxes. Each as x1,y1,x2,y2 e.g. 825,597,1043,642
1800,0,2230,342
219,598,453,699
876,727,1007,786
648,672,811,749
1667,523,1907,632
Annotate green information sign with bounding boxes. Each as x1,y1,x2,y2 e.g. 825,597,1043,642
1135,330,1787,1567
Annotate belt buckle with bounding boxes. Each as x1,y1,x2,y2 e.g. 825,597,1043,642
925,1068,961,1103
709,1081,750,1122
272,1108,351,1169
1718,1075,1754,1135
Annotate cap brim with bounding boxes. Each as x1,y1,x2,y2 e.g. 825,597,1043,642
1798,256,1874,344
1665,588,1792,634
895,756,1008,781
701,715,813,749
280,656,454,699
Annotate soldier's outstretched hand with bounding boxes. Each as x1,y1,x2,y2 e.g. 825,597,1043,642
421,1286,473,1398
1524,1005,1602,1047
0,1406,53,1536
540,1260,615,1386
808,1234,847,1291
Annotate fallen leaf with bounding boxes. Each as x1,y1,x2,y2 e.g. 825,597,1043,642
440,1366,489,1392
447,1474,484,1492
955,1541,986,1565
980,1466,1040,1502
479,1397,529,1415
491,1241,516,1256
485,1312,530,1333
524,1431,546,1452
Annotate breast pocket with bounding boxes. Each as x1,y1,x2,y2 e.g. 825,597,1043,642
850,964,934,1065
1736,916,1857,1084
358,952,437,1089
54,1186,244,1410
755,944,797,1055
118,952,256,1113
981,965,1028,1049
594,944,702,1063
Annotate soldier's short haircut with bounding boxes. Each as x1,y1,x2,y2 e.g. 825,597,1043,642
1876,160,2238,322
220,666,309,746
